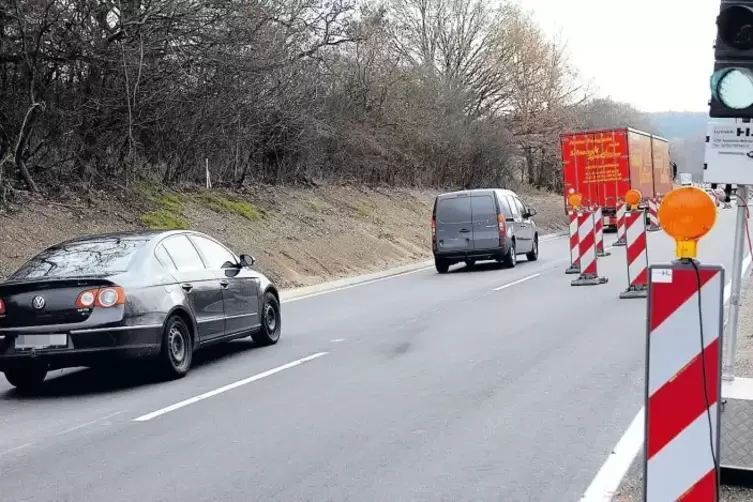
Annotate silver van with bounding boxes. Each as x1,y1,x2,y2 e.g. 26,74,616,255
431,189,539,273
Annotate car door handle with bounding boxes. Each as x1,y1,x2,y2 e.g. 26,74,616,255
181,283,194,292
219,280,230,289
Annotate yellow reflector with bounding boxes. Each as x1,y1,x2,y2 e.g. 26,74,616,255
658,186,717,259
568,193,582,209
625,189,642,207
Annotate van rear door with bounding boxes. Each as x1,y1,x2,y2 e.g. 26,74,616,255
435,194,472,253
471,194,500,250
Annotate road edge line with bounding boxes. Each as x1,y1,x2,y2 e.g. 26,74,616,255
280,230,567,303
579,252,753,502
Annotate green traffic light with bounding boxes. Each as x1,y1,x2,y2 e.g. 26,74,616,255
711,67,753,109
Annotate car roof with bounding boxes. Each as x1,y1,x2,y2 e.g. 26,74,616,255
57,230,189,247
436,188,517,199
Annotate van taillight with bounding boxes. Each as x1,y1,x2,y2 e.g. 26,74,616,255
0,298,5,316
431,219,436,238
497,215,506,244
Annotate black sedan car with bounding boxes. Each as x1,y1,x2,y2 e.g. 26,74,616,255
0,230,281,391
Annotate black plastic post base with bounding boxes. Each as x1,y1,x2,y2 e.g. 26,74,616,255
647,225,660,232
571,275,608,286
597,250,611,257
565,265,580,274
619,286,648,299
613,239,626,247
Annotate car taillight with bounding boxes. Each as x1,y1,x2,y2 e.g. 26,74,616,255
76,287,126,308
0,298,5,316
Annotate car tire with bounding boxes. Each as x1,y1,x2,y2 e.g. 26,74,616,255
4,364,47,392
159,315,193,379
503,240,517,268
435,258,450,274
526,236,539,262
252,292,282,347
464,259,476,268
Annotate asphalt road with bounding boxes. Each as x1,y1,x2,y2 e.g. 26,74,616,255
0,210,744,502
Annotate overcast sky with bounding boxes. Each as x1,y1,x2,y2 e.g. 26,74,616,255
525,0,718,112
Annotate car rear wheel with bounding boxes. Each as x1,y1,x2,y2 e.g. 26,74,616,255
252,292,281,346
159,316,193,379
503,241,517,268
526,236,539,262
435,258,450,274
4,364,47,392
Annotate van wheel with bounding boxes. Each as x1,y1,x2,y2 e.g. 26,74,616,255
503,241,517,268
526,236,539,261
435,258,450,274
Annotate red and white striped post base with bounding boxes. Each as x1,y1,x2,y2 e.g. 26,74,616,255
566,211,580,274
644,262,724,501
613,202,627,247
619,210,649,299
571,211,608,286
594,207,610,257
647,198,660,232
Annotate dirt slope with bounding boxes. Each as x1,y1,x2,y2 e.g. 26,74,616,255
0,186,566,288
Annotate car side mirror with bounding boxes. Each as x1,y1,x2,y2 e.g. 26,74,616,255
526,208,537,217
239,254,256,268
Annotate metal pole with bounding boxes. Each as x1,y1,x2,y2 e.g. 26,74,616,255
722,184,749,381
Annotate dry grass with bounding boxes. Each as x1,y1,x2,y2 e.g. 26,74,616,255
0,186,567,288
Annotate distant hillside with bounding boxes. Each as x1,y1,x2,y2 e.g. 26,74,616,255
648,111,708,180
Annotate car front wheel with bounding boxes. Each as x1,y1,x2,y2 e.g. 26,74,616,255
4,364,48,393
252,292,282,346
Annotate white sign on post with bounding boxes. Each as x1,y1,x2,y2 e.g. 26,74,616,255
705,118,753,184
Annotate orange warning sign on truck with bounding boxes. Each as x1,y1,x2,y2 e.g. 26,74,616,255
561,127,672,229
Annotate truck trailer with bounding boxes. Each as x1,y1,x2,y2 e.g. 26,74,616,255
561,127,674,230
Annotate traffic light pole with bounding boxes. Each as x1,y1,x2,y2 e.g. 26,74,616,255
722,184,749,380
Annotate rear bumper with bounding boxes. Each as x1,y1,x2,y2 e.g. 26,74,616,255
0,325,163,370
434,244,509,262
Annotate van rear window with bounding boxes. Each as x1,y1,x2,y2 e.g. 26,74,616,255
436,197,471,224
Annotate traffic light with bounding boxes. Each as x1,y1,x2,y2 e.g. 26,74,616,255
710,1,753,118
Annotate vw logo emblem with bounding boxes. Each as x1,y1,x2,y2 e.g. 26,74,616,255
32,296,46,310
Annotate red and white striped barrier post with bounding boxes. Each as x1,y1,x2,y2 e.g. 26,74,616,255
593,206,610,257
644,262,723,501
619,210,649,299
614,202,627,247
571,211,608,286
566,211,580,274
647,198,660,232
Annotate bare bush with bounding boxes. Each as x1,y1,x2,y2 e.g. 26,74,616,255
0,0,642,196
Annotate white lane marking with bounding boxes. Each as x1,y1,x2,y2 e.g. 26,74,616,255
133,352,329,422
580,252,752,502
0,442,33,457
281,233,566,304
580,408,644,502
330,339,346,343
493,273,541,291
56,411,125,436
282,267,433,304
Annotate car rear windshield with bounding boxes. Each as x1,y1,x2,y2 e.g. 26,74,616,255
8,238,149,280
436,197,471,224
